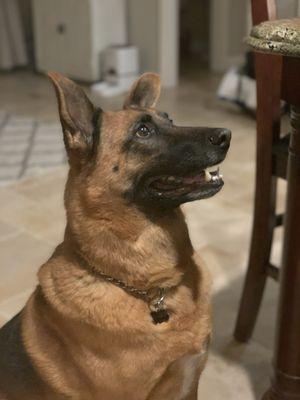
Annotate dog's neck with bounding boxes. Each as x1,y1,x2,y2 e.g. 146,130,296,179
63,190,193,290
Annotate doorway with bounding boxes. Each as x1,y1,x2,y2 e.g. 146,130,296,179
179,0,210,79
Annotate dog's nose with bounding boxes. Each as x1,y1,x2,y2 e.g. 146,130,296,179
209,128,231,149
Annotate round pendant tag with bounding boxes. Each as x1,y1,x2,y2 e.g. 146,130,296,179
151,309,170,324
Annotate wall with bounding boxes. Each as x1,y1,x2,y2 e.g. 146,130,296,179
18,0,33,65
210,0,248,72
127,0,159,73
127,0,178,87
158,0,179,87
277,0,299,17
227,0,248,58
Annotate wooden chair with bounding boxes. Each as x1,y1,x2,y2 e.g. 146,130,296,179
234,0,286,343
234,1,300,399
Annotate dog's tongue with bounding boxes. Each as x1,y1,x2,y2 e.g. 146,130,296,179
182,171,206,185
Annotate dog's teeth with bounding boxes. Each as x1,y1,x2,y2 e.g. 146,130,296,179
171,176,182,184
215,167,223,180
205,170,212,182
157,192,162,196
166,176,176,183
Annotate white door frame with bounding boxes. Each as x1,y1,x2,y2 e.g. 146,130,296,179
158,0,249,85
209,0,247,72
158,0,179,87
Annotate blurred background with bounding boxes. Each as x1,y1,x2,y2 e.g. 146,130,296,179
0,0,299,399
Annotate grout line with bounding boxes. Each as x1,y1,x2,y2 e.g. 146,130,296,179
0,115,66,184
18,120,38,179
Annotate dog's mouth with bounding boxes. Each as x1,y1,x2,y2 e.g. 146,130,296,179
146,165,223,201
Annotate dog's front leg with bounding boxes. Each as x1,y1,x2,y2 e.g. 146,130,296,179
147,352,207,400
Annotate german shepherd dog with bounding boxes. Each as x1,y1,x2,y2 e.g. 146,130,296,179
0,73,230,400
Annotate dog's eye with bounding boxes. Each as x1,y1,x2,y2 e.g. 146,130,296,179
135,124,152,139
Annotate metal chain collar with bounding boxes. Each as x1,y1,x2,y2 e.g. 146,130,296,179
76,251,172,324
76,251,167,306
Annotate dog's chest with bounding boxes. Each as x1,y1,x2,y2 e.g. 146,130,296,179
83,327,209,400
109,281,211,356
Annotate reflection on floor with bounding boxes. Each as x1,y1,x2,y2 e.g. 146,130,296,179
0,70,287,399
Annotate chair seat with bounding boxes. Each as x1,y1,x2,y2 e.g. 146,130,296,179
246,18,300,57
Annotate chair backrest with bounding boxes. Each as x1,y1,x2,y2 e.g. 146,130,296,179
251,0,277,25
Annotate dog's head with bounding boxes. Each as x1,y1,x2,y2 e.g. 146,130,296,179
49,72,230,212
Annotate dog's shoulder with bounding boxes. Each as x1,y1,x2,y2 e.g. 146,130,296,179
0,312,48,399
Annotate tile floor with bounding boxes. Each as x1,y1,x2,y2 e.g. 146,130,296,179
0,113,65,184
0,70,288,399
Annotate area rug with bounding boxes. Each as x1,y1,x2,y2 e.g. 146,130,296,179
0,111,66,185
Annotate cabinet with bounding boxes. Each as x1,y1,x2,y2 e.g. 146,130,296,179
32,0,126,81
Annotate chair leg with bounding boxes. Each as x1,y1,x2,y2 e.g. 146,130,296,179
262,104,300,400
234,53,282,342
234,177,276,342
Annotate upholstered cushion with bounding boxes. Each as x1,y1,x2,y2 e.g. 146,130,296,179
246,18,300,57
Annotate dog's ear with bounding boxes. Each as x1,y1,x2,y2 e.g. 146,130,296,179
48,72,101,164
124,73,161,109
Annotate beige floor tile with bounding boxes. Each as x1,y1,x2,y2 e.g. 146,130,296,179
198,345,271,400
9,166,68,204
270,227,284,267
0,231,53,302
0,288,33,320
185,198,252,255
0,187,35,213
0,313,8,328
0,219,21,241
212,273,277,354
197,244,247,293
0,186,65,244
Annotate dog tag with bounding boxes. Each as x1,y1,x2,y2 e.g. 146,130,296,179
151,309,170,324
149,288,170,324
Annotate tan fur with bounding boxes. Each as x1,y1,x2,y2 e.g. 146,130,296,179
18,73,212,399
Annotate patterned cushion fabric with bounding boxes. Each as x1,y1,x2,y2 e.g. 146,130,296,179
246,18,300,57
